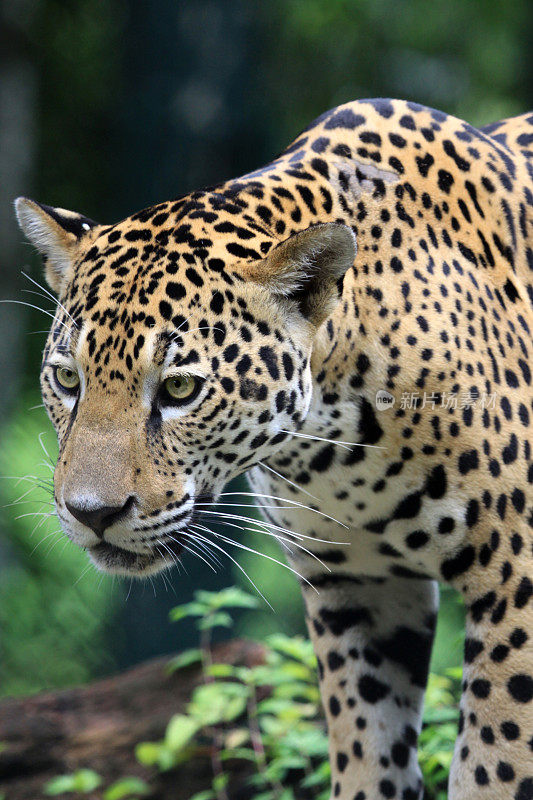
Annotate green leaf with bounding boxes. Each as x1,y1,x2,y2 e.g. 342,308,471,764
222,694,248,723
73,771,103,793
169,602,208,622
195,586,260,611
45,775,78,795
167,648,203,673
212,773,229,792
278,726,330,758
259,714,287,738
188,791,214,800
262,758,292,782
197,611,232,630
45,769,102,795
273,681,320,704
155,746,179,772
246,773,270,789
220,746,257,762
206,663,238,679
103,777,151,800
301,760,330,788
266,634,316,665
165,714,199,752
248,664,290,687
277,660,314,682
258,697,315,721
233,665,253,683
187,682,249,726
135,741,163,766
269,754,308,771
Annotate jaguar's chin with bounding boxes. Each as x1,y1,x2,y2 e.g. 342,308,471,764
87,541,178,576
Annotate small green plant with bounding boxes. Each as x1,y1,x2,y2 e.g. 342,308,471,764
137,587,459,800
138,587,330,800
44,769,102,795
42,586,459,799
44,770,150,799
103,777,151,800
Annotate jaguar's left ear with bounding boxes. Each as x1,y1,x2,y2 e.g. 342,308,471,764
251,223,357,326
15,197,99,294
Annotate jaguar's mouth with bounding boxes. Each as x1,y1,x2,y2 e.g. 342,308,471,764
87,539,183,576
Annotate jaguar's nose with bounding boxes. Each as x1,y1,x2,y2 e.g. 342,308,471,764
65,495,136,536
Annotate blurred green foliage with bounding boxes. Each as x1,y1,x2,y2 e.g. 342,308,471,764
0,404,118,696
43,588,461,799
260,0,531,148
0,0,529,698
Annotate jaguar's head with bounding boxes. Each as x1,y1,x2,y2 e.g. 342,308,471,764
15,194,355,575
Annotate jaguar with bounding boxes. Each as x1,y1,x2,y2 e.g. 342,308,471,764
15,98,533,799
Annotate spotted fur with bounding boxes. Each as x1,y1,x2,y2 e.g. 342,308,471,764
16,99,533,799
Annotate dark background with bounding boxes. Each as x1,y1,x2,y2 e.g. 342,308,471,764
1,0,531,697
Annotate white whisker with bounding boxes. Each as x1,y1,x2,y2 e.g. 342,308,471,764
197,508,348,546
14,510,54,520
256,461,318,500
73,562,95,586
170,535,218,573
3,484,46,507
280,429,386,450
29,528,60,556
183,529,273,610
170,325,216,339
1,474,46,485
190,524,319,594
43,532,66,560
158,563,176,594
216,491,348,528
0,299,73,332
177,532,223,568
38,433,55,466
197,516,331,571
21,271,79,328
155,538,181,569
22,289,79,330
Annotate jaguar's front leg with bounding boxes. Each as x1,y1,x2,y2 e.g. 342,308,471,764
300,573,438,800
448,532,533,800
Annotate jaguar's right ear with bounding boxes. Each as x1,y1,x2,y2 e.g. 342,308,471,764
15,197,99,294
247,223,357,328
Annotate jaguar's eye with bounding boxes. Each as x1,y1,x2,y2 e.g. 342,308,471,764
55,366,80,392
162,374,201,405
